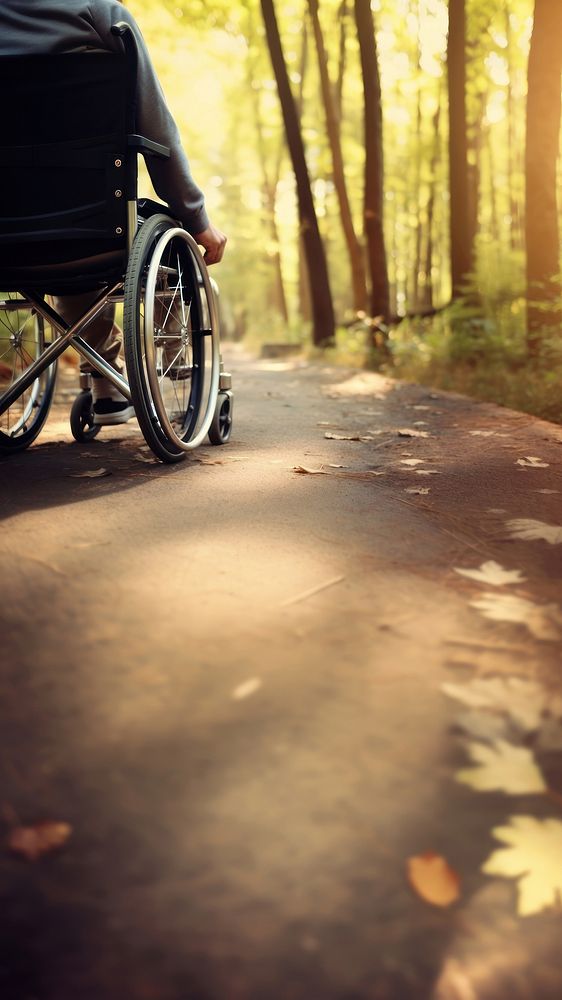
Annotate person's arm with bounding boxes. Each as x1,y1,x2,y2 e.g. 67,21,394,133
95,1,226,260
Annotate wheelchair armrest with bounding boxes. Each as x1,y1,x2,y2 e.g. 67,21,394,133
128,135,170,159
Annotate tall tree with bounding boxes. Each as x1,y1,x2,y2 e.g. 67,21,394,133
245,8,289,324
525,0,562,348
447,0,473,297
354,0,390,331
261,0,335,346
308,0,367,315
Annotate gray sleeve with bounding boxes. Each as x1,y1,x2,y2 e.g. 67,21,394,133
99,2,209,234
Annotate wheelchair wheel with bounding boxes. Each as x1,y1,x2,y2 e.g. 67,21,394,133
208,390,233,445
70,390,100,442
124,215,220,464
0,293,57,453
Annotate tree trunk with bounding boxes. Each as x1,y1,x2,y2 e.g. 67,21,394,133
505,2,520,251
525,0,562,349
261,0,335,346
296,17,312,325
412,3,423,312
336,1,348,127
353,0,390,332
308,0,367,315
447,0,473,297
422,85,442,311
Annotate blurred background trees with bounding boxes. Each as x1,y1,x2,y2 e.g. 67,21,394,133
128,0,562,422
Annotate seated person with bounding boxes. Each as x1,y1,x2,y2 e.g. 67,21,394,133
0,0,227,423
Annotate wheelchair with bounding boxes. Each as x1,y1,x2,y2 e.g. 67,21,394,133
0,23,233,464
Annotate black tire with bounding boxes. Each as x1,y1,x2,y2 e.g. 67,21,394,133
123,215,220,463
0,296,57,453
208,391,233,445
70,390,101,442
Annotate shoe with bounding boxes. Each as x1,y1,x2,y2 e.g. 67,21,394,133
93,398,135,425
91,374,135,426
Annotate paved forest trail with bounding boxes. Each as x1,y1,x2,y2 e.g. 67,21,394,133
1,345,561,1000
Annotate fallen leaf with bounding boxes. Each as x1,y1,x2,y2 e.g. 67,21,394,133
405,487,430,495
293,465,327,475
442,677,547,733
482,816,562,916
327,463,346,469
415,469,441,476
397,428,430,438
135,453,155,464
516,457,549,468
70,468,110,479
455,710,510,744
470,592,562,641
469,430,497,437
536,718,562,753
324,432,363,441
232,678,262,701
400,458,425,466
455,739,547,794
406,853,461,907
532,489,559,495
412,405,431,411
506,519,562,545
8,821,72,861
454,561,525,587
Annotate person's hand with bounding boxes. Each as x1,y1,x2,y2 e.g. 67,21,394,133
193,222,227,265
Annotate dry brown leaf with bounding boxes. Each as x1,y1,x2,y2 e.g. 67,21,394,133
324,432,363,441
397,428,430,438
407,853,461,907
405,487,430,495
293,465,327,475
70,468,110,479
8,821,72,861
516,457,549,468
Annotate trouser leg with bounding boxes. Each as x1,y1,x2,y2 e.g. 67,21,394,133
52,291,123,374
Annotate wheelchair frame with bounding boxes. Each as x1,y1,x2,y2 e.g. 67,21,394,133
0,22,232,463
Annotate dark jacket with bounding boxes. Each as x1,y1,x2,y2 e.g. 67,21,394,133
0,0,209,234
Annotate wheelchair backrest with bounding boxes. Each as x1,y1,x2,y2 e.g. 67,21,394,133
0,51,135,257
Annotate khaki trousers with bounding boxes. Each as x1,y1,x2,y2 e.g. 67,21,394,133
53,292,123,375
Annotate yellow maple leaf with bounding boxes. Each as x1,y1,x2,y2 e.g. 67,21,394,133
455,740,547,794
482,816,562,916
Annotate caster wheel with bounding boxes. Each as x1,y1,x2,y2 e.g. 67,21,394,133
70,390,101,442
208,390,233,445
